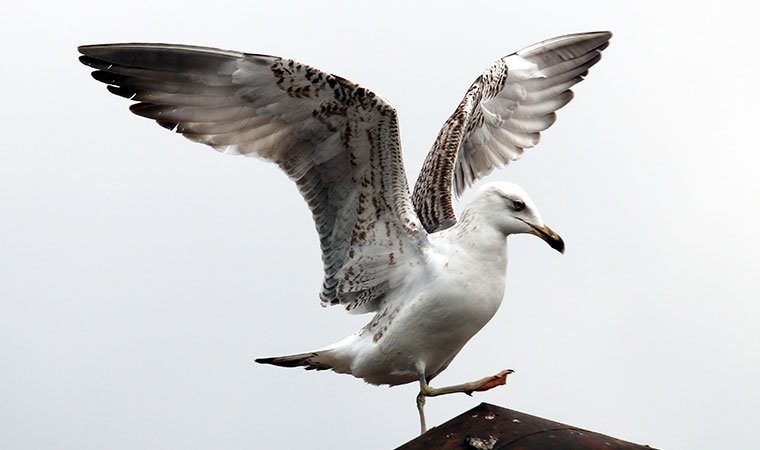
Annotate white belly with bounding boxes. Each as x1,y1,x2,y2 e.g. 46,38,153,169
349,242,508,386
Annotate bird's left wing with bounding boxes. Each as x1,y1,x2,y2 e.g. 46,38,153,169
412,31,611,232
79,43,427,314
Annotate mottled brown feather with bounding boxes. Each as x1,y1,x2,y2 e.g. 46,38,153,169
79,43,427,313
412,31,611,233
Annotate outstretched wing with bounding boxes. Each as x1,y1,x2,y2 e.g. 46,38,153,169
412,31,612,232
79,43,427,314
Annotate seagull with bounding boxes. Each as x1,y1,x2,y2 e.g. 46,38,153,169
78,31,611,434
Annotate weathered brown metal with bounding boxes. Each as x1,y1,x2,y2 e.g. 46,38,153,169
395,403,658,450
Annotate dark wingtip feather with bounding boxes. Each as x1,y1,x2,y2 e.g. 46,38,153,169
255,354,313,368
128,102,162,119
91,70,124,85
255,353,330,371
78,55,96,67
106,85,137,99
157,120,179,131
77,44,95,55
596,41,611,52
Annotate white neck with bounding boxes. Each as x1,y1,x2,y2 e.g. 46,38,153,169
446,206,508,263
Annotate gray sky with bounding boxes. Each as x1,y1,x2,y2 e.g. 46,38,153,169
2,1,758,449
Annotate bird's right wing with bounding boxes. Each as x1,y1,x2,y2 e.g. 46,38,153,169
412,31,611,232
79,43,427,314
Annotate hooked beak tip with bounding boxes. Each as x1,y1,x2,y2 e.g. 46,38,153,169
553,236,566,254
528,223,565,254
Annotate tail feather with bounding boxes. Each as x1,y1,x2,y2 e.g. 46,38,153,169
255,351,335,372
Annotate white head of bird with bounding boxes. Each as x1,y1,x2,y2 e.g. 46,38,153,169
462,182,565,253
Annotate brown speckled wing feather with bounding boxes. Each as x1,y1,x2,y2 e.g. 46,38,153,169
79,43,427,313
412,31,612,233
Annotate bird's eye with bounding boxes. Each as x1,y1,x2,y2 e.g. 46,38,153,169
512,200,526,211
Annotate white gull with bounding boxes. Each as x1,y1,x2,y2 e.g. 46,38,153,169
78,31,611,433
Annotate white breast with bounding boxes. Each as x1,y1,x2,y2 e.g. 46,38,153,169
348,224,509,385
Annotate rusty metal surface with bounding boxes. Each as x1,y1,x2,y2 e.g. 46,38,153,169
395,403,658,450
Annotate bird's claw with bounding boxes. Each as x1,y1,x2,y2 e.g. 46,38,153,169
472,369,514,393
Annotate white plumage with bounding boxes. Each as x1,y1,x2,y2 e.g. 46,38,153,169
78,31,611,433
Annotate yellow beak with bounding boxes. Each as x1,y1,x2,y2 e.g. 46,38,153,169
527,223,565,254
